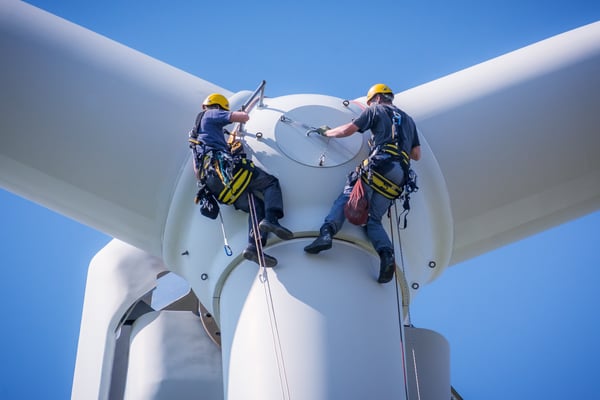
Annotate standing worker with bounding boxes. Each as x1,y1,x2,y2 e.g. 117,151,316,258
304,84,421,283
190,93,293,267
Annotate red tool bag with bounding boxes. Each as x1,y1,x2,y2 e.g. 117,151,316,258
344,179,369,225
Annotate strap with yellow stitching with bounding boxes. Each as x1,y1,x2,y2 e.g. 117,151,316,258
217,159,255,205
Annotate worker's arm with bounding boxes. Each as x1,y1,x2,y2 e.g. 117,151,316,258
324,122,359,138
230,111,250,123
191,154,201,179
410,145,421,161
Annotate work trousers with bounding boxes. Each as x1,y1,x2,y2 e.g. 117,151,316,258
324,159,405,253
232,166,285,245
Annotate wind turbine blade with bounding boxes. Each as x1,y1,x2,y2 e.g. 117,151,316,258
397,21,600,265
2,1,598,268
0,1,227,255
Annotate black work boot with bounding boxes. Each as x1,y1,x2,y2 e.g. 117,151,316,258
377,248,396,283
258,219,294,240
304,224,334,254
243,245,278,268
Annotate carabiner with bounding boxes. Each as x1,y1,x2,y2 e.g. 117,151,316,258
219,212,233,256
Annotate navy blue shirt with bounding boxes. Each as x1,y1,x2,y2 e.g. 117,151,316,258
194,109,232,153
353,103,420,156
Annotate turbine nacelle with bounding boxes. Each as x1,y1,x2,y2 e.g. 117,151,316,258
164,91,453,317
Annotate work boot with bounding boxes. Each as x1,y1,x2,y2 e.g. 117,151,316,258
243,245,277,268
304,224,333,254
377,248,396,283
258,219,294,240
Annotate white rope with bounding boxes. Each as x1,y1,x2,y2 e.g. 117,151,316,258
248,193,266,269
388,204,411,400
393,201,412,325
247,193,291,399
412,348,422,400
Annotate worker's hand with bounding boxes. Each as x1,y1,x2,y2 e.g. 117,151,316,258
316,125,331,136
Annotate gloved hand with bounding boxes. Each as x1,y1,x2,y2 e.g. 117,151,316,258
316,125,331,136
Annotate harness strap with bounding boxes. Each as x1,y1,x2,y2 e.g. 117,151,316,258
360,158,404,200
380,143,409,166
361,169,403,199
216,158,255,204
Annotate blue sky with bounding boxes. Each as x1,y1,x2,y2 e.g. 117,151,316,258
2,1,599,399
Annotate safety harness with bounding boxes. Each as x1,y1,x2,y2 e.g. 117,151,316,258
359,106,419,227
199,150,254,205
189,112,255,206
360,143,410,200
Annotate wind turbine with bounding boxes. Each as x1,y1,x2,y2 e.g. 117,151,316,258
1,1,599,399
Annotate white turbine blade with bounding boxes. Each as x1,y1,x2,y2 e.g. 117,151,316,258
0,1,227,255
1,0,599,268
397,21,600,265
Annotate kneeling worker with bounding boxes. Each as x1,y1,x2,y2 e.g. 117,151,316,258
190,93,293,267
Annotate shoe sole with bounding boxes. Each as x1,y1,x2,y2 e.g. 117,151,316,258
377,274,394,284
377,265,395,283
243,249,277,268
303,242,332,254
259,221,294,240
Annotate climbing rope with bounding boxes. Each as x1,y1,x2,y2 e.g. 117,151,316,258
248,193,266,269
388,204,411,400
247,193,291,399
390,202,412,324
411,348,423,400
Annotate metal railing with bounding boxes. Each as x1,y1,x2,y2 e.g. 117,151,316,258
234,79,266,135
241,79,266,112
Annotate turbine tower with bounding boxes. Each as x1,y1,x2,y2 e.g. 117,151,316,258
1,2,599,399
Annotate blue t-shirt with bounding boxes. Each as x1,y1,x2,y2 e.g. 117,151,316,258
195,109,232,152
353,103,420,156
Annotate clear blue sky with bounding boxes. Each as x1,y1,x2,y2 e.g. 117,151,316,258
2,1,599,399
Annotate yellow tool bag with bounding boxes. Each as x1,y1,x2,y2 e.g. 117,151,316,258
203,154,255,205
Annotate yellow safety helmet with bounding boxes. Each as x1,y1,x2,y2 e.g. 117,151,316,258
366,83,393,103
202,93,230,111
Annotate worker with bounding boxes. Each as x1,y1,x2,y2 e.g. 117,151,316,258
190,93,293,267
304,84,421,283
